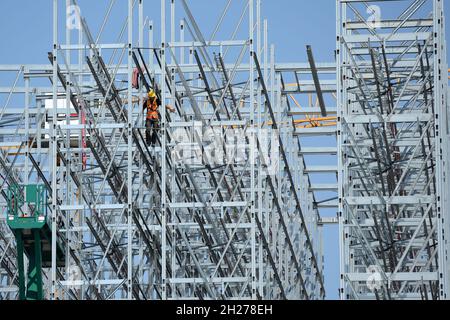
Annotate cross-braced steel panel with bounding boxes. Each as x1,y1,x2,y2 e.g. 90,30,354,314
0,0,325,300
337,0,450,300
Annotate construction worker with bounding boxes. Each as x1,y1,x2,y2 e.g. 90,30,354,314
144,90,175,146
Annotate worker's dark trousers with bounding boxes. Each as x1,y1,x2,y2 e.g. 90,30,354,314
145,118,159,146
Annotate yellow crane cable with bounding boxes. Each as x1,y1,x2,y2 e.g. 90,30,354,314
299,122,337,129
288,94,338,127
288,94,316,126
294,116,337,124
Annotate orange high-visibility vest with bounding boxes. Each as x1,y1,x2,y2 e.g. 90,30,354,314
146,99,159,120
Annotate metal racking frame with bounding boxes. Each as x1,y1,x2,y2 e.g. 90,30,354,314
337,0,450,300
1,0,449,301
0,0,326,300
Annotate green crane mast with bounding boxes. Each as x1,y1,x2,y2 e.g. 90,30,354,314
6,184,64,300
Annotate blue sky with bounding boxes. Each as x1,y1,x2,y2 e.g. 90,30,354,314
0,0,337,64
0,0,449,300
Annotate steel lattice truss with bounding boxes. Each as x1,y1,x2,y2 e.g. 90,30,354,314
337,0,450,299
1,0,449,301
0,0,325,300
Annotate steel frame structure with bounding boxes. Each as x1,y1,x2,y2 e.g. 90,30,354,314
0,0,325,300
337,0,450,300
1,0,449,301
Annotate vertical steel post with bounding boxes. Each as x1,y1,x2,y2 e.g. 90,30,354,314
256,0,263,299
64,0,71,300
161,0,167,300
127,0,134,299
24,75,29,186
180,20,185,65
149,20,154,72
269,43,275,299
249,0,256,300
336,0,345,301
51,0,58,300
434,0,449,299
